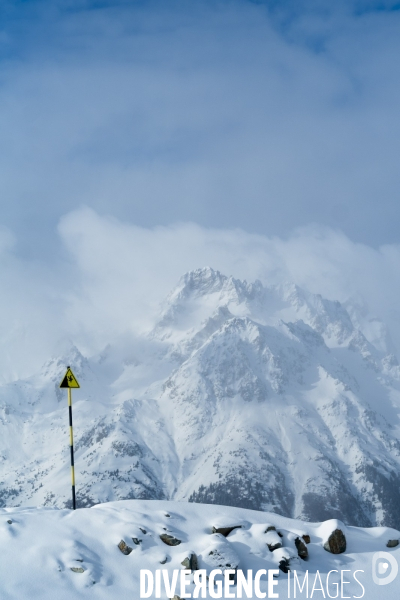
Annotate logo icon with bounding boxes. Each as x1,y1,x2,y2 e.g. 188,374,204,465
372,552,398,586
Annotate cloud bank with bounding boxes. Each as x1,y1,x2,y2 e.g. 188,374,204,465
0,2,399,378
0,0,399,259
1,207,399,380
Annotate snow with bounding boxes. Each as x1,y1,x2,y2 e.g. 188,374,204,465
0,267,400,529
1,267,400,597
0,499,398,599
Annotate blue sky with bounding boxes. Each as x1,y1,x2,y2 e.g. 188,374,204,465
0,0,399,257
0,0,400,375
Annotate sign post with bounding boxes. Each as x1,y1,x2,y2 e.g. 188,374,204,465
59,366,80,510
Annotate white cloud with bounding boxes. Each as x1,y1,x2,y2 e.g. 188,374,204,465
0,0,400,253
1,207,400,379
58,208,400,355
1,2,399,377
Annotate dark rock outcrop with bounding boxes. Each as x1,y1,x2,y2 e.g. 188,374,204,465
212,525,241,537
70,567,85,573
266,530,282,552
160,533,181,546
181,552,198,571
295,537,308,560
189,470,294,516
279,558,290,573
118,540,133,555
323,529,346,554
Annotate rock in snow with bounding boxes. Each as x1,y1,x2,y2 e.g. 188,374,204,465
160,533,182,546
294,536,308,560
180,551,198,571
323,529,347,554
212,525,242,537
266,530,283,552
118,540,133,555
279,558,290,573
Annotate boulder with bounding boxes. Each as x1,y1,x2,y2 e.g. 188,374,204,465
160,533,181,546
302,534,311,544
160,557,168,564
118,540,133,555
265,525,276,532
266,530,282,552
192,553,198,570
70,567,85,573
139,527,147,535
323,529,346,554
7,520,12,525
279,558,290,573
294,537,308,560
181,556,190,569
181,552,198,571
387,539,399,548
212,525,241,537
132,537,142,545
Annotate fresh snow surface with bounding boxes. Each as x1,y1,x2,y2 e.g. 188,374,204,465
0,499,398,599
1,267,400,529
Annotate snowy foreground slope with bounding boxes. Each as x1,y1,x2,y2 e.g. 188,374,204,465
1,267,400,528
0,499,399,600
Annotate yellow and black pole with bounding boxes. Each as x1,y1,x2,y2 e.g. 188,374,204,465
59,366,80,510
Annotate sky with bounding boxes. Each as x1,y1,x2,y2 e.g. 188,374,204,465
0,0,400,377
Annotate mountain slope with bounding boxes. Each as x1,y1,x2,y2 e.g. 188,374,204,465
1,267,400,528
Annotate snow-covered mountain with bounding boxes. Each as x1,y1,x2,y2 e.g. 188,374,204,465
1,267,400,529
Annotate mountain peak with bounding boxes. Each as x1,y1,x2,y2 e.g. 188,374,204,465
172,267,229,298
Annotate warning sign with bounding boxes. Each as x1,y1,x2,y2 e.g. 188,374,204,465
59,367,80,389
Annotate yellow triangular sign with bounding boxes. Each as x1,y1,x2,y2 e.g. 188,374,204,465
59,367,80,389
